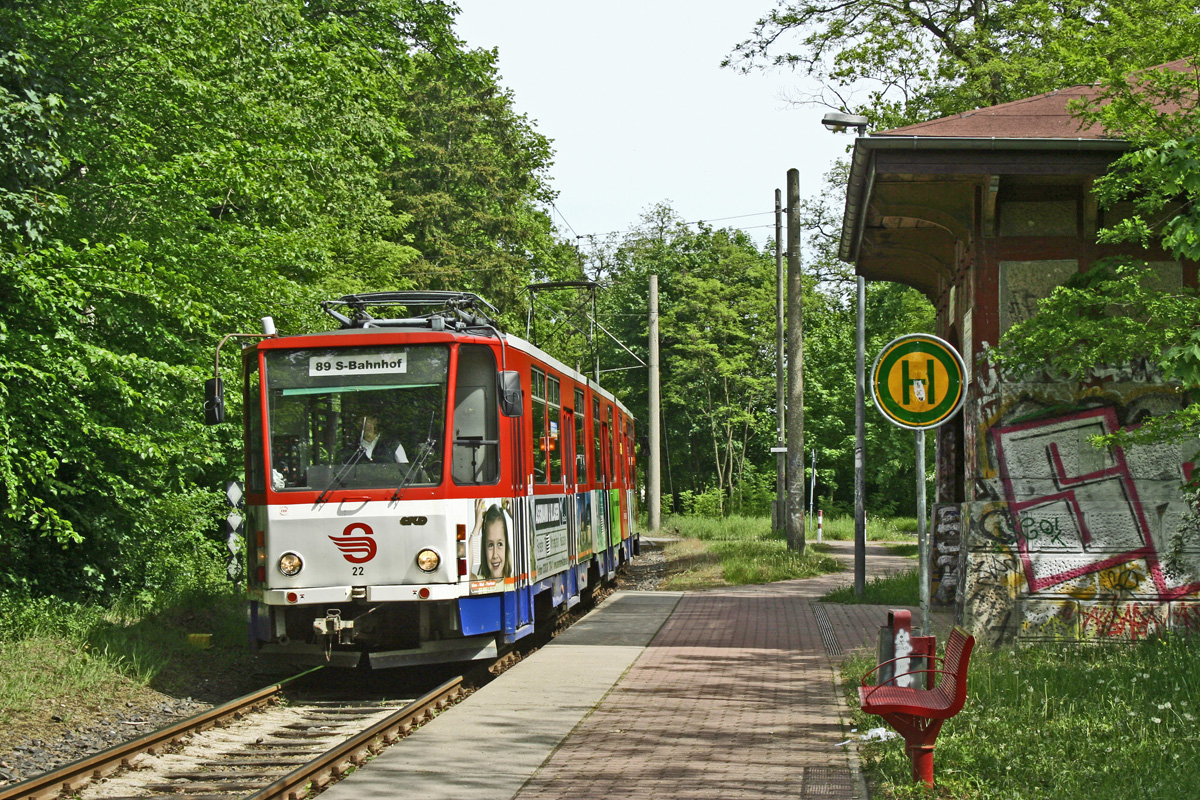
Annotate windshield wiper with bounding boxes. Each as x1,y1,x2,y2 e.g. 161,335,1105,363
390,437,437,503
315,445,367,505
391,411,441,502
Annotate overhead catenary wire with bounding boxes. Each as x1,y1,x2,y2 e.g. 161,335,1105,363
567,210,777,241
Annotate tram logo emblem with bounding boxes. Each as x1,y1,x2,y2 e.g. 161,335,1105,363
330,522,377,563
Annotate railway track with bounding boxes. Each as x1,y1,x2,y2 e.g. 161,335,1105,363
0,671,464,800
1,580,617,800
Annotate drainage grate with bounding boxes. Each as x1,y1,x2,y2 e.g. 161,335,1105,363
810,602,842,657
800,765,858,797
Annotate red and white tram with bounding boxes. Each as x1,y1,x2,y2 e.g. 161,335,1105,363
205,292,638,667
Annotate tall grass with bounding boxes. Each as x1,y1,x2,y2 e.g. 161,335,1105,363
818,514,921,541
0,587,249,725
824,568,920,606
845,634,1200,799
656,514,841,589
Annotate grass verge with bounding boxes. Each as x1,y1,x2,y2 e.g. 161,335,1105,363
0,588,259,754
842,634,1200,799
656,514,842,590
823,568,919,606
818,514,921,541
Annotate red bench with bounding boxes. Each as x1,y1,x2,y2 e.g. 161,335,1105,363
858,625,976,787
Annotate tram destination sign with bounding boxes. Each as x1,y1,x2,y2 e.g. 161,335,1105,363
309,352,408,377
871,334,965,430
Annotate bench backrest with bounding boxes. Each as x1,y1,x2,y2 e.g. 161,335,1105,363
931,626,975,716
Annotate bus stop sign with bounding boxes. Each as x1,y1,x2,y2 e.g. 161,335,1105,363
871,334,965,430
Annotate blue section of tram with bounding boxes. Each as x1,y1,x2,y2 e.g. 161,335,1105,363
457,536,636,642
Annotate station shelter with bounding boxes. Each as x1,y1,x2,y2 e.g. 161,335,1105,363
837,60,1200,644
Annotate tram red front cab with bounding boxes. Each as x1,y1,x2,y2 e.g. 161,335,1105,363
211,292,638,668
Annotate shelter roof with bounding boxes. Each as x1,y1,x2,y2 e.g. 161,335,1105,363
838,59,1199,291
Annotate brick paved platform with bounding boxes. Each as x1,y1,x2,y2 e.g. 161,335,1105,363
517,541,943,800
321,540,949,800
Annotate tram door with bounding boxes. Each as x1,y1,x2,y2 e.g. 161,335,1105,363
563,408,577,562
600,417,616,551
604,408,619,549
507,386,534,637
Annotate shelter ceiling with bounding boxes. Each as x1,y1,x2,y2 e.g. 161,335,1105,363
856,178,977,295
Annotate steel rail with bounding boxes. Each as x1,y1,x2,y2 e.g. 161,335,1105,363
0,666,323,800
243,675,465,800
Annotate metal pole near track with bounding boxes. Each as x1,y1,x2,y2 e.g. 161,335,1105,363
916,428,930,634
854,277,867,596
648,274,661,533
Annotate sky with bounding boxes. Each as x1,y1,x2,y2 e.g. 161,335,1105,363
452,0,851,250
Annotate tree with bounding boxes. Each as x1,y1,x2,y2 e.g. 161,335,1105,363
729,1,1200,482
381,45,582,316
727,1,1200,129
0,0,575,602
588,206,777,514
996,58,1200,448
586,203,933,518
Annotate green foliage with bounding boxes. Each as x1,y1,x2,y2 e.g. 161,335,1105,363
591,206,778,515
382,46,581,314
726,0,1200,131
0,585,249,721
986,62,1200,455
0,0,576,604
659,513,775,541
1075,60,1200,264
847,634,1200,799
995,258,1200,447
996,258,1200,379
589,203,934,519
811,514,920,541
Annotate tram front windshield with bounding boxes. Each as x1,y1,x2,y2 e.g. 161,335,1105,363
264,345,449,490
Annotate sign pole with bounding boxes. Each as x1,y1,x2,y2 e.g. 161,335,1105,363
869,333,965,637
916,429,929,635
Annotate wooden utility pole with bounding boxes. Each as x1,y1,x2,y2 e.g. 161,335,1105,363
774,189,786,534
786,169,805,552
648,274,661,532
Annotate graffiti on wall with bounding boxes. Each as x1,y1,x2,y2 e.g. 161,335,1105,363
992,407,1198,601
963,397,1200,642
931,504,961,606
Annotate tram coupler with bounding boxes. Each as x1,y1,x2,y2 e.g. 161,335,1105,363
313,609,356,645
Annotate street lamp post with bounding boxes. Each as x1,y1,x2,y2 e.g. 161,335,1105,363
822,112,869,596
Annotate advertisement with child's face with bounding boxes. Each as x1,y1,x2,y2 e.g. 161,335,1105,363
469,497,513,595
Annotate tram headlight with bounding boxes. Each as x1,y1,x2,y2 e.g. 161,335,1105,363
278,552,304,577
416,548,441,573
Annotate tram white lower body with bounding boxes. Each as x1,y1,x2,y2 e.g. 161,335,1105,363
247,490,637,668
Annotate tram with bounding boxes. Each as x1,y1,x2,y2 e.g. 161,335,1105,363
204,292,638,667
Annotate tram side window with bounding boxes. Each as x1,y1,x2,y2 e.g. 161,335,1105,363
453,345,499,485
627,422,636,486
245,365,265,493
531,369,547,484
547,376,562,484
575,389,587,485
592,398,603,483
608,407,617,485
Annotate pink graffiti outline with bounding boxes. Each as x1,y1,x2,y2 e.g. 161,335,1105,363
992,407,1197,599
